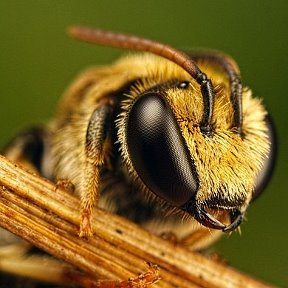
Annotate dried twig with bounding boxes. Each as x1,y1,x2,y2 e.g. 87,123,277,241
0,155,275,287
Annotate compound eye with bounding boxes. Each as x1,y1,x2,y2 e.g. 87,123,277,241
252,115,277,201
126,93,198,206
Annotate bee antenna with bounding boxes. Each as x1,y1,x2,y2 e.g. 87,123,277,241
68,26,214,135
189,51,243,134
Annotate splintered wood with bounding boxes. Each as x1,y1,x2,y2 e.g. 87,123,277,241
0,155,274,288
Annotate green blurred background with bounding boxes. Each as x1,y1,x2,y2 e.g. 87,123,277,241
0,1,287,286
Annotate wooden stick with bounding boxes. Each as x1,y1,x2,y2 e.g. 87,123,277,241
0,155,275,288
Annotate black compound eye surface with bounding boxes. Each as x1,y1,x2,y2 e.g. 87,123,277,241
126,93,198,206
252,115,277,201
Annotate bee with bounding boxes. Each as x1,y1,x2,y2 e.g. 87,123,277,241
2,26,275,249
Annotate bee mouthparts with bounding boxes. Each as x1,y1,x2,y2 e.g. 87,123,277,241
182,202,244,232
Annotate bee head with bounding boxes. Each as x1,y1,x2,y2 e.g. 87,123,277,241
123,73,276,232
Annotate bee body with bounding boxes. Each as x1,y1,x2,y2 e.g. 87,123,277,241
3,27,276,246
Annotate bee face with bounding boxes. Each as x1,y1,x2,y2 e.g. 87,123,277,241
116,56,275,232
